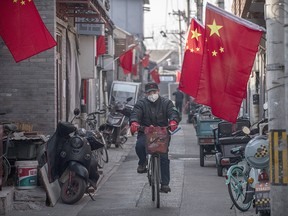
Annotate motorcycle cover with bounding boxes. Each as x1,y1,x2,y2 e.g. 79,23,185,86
46,121,76,183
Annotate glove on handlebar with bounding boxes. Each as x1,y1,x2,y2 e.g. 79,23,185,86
130,122,140,134
169,120,178,132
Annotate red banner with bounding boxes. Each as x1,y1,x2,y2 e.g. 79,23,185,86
141,54,149,68
0,0,57,62
150,67,160,84
96,35,106,63
119,47,135,74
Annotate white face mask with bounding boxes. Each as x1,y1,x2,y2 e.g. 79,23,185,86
147,93,159,102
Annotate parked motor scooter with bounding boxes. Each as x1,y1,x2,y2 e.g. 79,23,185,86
99,96,133,148
240,103,270,214
226,104,270,215
46,108,103,204
245,134,270,216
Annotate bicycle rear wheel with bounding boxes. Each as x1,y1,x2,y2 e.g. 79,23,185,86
92,149,104,169
227,166,251,211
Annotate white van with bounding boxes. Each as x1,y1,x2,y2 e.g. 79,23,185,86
109,81,142,106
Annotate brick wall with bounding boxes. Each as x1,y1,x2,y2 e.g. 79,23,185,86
0,0,57,135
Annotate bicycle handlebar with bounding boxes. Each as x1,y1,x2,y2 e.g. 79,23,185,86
138,125,182,135
87,109,106,116
86,109,106,121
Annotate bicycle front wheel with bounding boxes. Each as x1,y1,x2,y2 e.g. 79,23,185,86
153,156,160,208
227,166,251,212
151,156,155,202
100,136,109,163
101,144,109,163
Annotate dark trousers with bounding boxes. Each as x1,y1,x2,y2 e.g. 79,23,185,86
176,102,183,114
135,133,170,185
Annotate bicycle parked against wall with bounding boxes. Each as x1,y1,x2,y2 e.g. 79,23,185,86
225,144,254,212
85,109,109,168
143,125,181,208
1,122,17,187
225,105,270,214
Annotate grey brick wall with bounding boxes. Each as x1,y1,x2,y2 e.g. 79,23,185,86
0,0,57,135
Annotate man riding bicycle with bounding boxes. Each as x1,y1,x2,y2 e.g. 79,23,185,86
130,82,181,193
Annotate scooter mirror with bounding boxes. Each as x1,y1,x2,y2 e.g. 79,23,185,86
126,97,133,102
74,108,80,116
242,126,250,135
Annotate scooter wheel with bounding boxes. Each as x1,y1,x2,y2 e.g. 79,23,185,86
60,175,86,204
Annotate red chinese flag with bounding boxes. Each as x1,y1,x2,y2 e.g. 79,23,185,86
0,0,57,62
96,35,106,63
179,18,205,98
150,67,160,84
119,48,135,74
141,54,149,67
196,3,264,123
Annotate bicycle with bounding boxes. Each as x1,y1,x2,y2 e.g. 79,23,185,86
225,145,255,212
1,123,17,187
85,109,109,168
143,125,181,208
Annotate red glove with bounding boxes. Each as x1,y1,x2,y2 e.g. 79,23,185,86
169,120,178,132
130,122,140,134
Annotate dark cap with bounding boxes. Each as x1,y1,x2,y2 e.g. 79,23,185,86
145,82,159,93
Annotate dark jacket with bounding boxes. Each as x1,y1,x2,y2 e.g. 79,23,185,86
130,96,180,128
172,90,184,104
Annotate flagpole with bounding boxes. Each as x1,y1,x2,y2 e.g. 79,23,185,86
103,56,119,68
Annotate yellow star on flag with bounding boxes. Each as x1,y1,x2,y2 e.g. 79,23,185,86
212,50,217,56
191,28,202,41
207,19,223,37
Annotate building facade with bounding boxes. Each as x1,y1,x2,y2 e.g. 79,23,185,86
0,0,115,134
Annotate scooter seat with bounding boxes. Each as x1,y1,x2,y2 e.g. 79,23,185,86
218,136,251,145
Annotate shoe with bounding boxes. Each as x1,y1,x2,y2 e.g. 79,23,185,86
160,185,171,193
137,164,147,173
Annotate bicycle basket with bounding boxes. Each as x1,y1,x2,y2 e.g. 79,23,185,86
144,126,169,154
86,131,104,151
